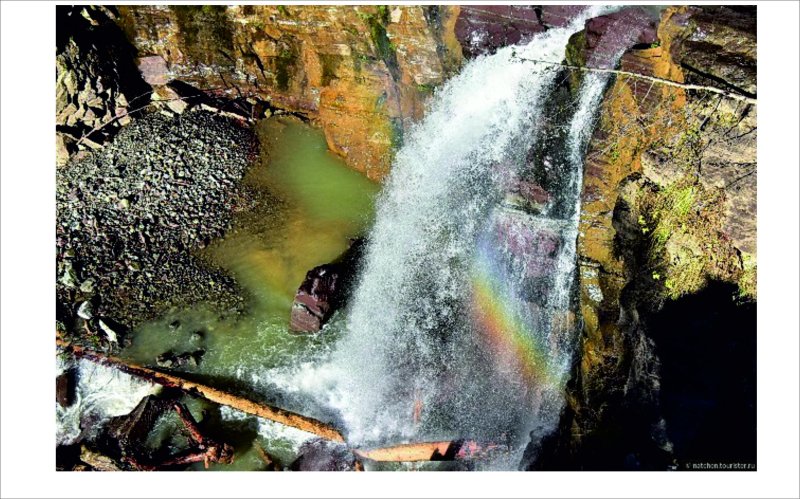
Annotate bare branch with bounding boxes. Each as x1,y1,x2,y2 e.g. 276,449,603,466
513,57,757,105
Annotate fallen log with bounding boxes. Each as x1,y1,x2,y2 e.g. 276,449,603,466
353,439,509,462
56,337,344,443
58,337,504,465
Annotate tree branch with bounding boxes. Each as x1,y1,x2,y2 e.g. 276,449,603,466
513,56,757,105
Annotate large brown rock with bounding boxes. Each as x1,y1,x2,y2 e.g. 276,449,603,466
289,239,365,333
454,5,544,57
290,264,342,333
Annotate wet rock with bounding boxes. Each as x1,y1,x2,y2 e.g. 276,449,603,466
503,176,552,214
582,8,658,68
76,301,94,320
56,368,78,408
289,439,358,471
98,395,170,462
156,349,205,369
540,5,589,29
290,265,341,333
495,210,561,279
289,239,364,333
455,5,544,58
189,331,204,344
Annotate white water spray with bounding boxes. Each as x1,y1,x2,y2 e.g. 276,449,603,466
296,6,617,453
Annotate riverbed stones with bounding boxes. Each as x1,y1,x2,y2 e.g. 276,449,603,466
76,301,94,320
56,110,254,335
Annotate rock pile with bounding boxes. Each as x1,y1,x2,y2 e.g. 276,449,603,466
56,110,255,335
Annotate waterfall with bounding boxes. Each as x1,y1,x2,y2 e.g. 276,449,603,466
314,5,612,451
264,5,659,469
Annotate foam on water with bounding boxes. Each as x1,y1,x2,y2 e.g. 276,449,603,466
56,357,160,446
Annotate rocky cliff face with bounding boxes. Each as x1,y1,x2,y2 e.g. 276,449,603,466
532,5,757,470
56,6,151,166
55,5,757,470
113,5,462,179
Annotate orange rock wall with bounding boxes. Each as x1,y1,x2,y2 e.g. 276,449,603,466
116,5,463,180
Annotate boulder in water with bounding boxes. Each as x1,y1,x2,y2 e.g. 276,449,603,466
155,349,205,369
290,265,341,333
289,239,364,333
56,367,78,408
289,439,359,471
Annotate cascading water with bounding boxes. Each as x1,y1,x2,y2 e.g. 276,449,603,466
289,6,627,463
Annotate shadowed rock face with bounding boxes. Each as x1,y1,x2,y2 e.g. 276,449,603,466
56,6,152,165
529,5,757,470
582,9,658,68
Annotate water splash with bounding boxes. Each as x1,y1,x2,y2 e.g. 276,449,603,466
251,6,662,471
56,357,160,446
307,6,616,453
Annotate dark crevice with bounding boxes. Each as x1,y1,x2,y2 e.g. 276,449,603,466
679,61,757,100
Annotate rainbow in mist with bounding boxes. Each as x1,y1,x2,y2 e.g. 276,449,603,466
468,232,570,391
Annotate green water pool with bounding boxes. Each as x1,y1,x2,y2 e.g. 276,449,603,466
120,116,379,469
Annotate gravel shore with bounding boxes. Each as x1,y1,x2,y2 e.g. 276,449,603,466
56,110,256,341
